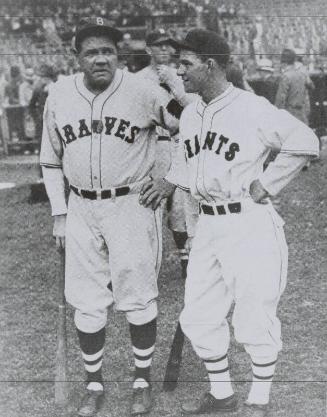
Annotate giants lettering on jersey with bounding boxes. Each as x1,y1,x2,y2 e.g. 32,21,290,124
184,131,240,162
57,116,141,146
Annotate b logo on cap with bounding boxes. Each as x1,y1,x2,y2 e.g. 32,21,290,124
96,17,104,25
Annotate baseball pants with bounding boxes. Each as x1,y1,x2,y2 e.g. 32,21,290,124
65,191,162,333
180,200,288,361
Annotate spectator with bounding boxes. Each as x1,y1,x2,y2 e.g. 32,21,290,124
19,67,37,154
226,63,254,92
30,64,56,154
19,67,36,106
4,65,25,142
275,48,311,124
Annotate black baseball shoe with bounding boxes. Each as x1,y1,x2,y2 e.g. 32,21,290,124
131,385,152,415
181,392,238,414
77,389,104,417
243,401,270,417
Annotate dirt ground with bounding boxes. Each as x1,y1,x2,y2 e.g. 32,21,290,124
0,145,326,417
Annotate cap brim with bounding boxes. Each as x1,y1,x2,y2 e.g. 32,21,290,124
148,37,177,48
168,39,196,52
75,25,123,49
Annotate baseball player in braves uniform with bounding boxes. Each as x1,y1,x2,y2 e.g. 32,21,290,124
136,30,198,279
40,18,178,417
140,29,319,416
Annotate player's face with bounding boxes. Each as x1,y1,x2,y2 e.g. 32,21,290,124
177,50,207,93
78,35,118,94
148,43,174,65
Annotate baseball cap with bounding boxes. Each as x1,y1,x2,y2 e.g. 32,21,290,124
257,58,273,72
74,17,123,51
146,30,175,47
281,48,296,65
171,29,230,66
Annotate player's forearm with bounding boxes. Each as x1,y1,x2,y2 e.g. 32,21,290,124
258,153,309,196
42,166,67,216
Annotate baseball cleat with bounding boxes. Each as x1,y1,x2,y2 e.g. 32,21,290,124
77,389,104,417
181,392,238,414
130,385,153,415
243,401,270,416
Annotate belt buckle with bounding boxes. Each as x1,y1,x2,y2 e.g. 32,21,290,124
111,188,116,202
96,190,102,200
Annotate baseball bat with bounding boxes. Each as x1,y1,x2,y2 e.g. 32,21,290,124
55,248,68,405
163,321,185,391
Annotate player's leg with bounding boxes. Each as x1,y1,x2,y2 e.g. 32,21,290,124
179,215,237,414
231,206,288,409
101,194,162,414
65,194,113,415
167,188,189,279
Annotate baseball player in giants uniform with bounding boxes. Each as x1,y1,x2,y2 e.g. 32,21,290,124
136,30,198,279
140,29,319,416
40,18,178,417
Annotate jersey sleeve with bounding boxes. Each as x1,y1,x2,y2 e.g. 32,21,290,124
40,92,64,168
257,103,320,157
145,80,179,134
40,89,67,215
164,114,190,190
257,102,319,195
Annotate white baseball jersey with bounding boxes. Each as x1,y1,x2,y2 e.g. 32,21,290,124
166,83,319,201
40,69,176,190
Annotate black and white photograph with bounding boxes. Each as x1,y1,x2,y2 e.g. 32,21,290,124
0,1,326,416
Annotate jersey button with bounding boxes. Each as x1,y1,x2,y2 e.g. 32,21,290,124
94,176,98,180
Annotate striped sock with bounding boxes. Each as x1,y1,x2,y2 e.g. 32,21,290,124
204,354,234,400
77,327,105,391
247,357,277,405
172,231,189,279
129,318,157,388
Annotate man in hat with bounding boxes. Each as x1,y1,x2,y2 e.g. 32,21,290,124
275,48,312,124
137,30,198,279
40,17,178,417
140,29,319,416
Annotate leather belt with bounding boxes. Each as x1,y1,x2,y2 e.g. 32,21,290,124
70,185,130,200
200,202,241,215
157,135,170,141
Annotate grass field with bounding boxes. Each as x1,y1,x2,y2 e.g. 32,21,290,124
0,147,326,417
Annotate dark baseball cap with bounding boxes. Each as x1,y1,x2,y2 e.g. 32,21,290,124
146,30,175,47
171,29,230,66
281,48,296,64
74,17,123,51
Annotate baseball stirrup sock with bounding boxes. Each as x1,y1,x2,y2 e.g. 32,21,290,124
247,357,277,405
129,318,157,387
204,354,234,400
173,231,189,278
77,327,105,391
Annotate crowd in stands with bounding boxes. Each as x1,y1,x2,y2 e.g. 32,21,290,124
1,0,327,146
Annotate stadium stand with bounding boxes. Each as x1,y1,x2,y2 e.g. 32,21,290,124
0,0,326,154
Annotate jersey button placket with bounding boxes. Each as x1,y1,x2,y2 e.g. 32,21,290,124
198,108,213,202
91,98,102,190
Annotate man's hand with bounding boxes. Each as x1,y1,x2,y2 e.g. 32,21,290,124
53,214,67,250
139,178,176,210
249,179,269,204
